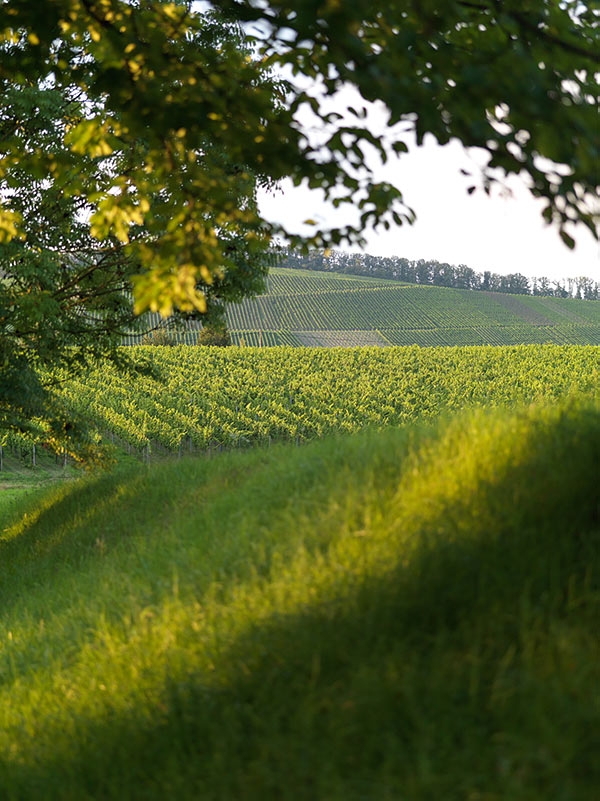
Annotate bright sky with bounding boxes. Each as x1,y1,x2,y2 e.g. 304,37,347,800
257,86,599,283
258,137,599,283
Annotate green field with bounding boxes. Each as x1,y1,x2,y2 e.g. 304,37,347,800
2,339,599,798
127,268,600,347
51,344,599,455
121,268,600,347
1,398,599,799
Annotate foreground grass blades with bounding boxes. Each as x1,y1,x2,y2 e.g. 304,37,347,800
1,400,599,800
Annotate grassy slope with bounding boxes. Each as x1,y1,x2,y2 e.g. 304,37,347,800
223,268,600,347
1,399,599,799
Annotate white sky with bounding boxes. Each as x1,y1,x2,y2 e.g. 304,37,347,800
258,87,599,283
258,138,599,283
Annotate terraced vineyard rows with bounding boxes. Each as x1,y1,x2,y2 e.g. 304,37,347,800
223,268,600,347
227,287,478,332
294,330,390,347
123,268,599,347
231,330,301,347
53,345,599,455
263,268,396,295
381,325,600,347
516,294,600,325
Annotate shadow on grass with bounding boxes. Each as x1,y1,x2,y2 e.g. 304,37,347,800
0,430,411,628
3,404,599,801
4,515,598,799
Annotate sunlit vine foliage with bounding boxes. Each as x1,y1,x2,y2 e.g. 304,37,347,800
47,345,599,457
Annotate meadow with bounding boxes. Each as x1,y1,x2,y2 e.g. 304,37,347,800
0,397,598,799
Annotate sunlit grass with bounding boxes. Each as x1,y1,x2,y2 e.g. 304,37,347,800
1,399,598,799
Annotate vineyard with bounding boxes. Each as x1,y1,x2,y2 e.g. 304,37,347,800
120,268,600,348
124,268,600,348
45,344,599,457
227,270,600,346
228,268,600,347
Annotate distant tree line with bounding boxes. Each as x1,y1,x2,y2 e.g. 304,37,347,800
278,250,599,300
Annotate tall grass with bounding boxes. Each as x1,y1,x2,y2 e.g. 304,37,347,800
1,399,598,799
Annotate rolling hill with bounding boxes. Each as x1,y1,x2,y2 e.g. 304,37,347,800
126,268,600,347
221,268,600,347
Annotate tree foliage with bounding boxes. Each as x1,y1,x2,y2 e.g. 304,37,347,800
220,0,599,246
0,5,274,437
0,77,143,440
1,2,597,308
198,320,232,348
1,2,280,317
279,249,600,299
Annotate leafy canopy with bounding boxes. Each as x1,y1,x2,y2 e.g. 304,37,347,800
0,0,597,320
0,6,275,439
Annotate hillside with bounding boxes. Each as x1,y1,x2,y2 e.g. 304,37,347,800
220,268,600,347
1,399,599,799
